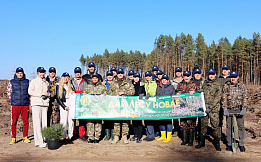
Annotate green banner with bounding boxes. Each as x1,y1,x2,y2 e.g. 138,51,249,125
69,92,206,120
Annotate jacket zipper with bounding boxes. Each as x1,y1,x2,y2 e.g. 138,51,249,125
20,80,22,105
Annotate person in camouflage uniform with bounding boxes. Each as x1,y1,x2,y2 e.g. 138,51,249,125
195,68,222,151
108,68,135,144
222,71,247,152
83,73,107,143
177,71,200,146
46,67,60,126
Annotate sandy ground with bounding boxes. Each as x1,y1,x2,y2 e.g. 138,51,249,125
0,128,261,162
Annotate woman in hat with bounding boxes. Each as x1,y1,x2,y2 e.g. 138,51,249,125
56,72,74,144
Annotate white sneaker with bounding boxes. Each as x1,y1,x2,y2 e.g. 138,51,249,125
38,143,47,148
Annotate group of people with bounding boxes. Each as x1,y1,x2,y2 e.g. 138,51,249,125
7,62,247,152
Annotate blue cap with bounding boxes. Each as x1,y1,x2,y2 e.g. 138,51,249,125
183,71,191,76
152,66,159,71
117,68,124,74
222,65,230,70
208,68,216,75
156,70,164,75
62,72,70,77
37,67,46,73
111,67,117,71
92,73,99,78
128,70,134,76
175,67,182,72
106,71,113,76
194,68,201,74
162,74,169,80
16,67,24,73
74,67,82,73
133,73,140,78
49,67,56,73
145,71,152,76
230,71,238,77
88,62,95,67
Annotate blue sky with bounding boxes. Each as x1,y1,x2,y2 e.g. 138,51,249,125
0,0,260,79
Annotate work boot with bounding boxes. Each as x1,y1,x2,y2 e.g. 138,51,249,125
156,131,166,141
111,135,119,144
68,139,73,144
181,130,188,145
172,131,178,137
79,136,88,142
111,129,114,141
188,130,194,146
104,129,111,141
226,146,232,151
122,135,129,144
163,132,172,143
239,146,246,152
214,137,221,151
195,135,205,149
88,139,94,143
23,136,31,143
10,138,16,145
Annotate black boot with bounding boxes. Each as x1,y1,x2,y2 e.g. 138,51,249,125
195,135,205,149
226,146,232,151
239,146,245,152
214,137,221,151
104,129,111,141
188,130,194,146
181,130,188,145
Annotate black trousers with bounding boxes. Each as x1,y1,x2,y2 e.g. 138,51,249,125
132,120,143,139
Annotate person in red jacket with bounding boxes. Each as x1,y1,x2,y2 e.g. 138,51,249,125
71,67,88,142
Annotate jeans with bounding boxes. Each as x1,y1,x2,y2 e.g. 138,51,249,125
159,119,172,132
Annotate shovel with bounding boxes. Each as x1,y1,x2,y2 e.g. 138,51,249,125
231,113,239,153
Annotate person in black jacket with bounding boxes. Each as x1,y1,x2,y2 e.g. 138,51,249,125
131,73,145,143
56,72,74,144
82,62,103,84
155,74,175,143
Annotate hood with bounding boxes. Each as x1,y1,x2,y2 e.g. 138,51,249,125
159,80,171,88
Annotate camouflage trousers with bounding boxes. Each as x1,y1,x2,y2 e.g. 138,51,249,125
47,100,60,127
113,120,130,136
180,117,196,131
86,120,102,140
201,113,220,138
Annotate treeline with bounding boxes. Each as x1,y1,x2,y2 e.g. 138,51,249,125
79,32,261,85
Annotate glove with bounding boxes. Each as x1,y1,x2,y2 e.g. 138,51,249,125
139,94,144,100
145,93,150,100
205,109,211,114
224,109,229,116
198,89,204,93
240,110,246,116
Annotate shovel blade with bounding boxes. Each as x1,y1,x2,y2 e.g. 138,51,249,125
232,143,238,153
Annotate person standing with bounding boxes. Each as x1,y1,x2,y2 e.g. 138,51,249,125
195,69,222,151
56,72,74,144
46,67,60,126
131,72,145,143
177,71,200,146
7,67,30,144
156,70,164,85
83,73,107,143
152,66,159,81
155,74,175,143
143,71,157,142
28,67,50,148
127,70,134,82
222,71,247,152
82,62,103,84
170,67,183,137
102,71,115,141
110,67,117,79
71,67,88,142
108,68,135,144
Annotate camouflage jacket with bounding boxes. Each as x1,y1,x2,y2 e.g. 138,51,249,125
46,76,59,99
202,78,222,112
222,81,248,110
108,77,135,95
177,79,200,94
83,81,107,95
193,77,206,89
